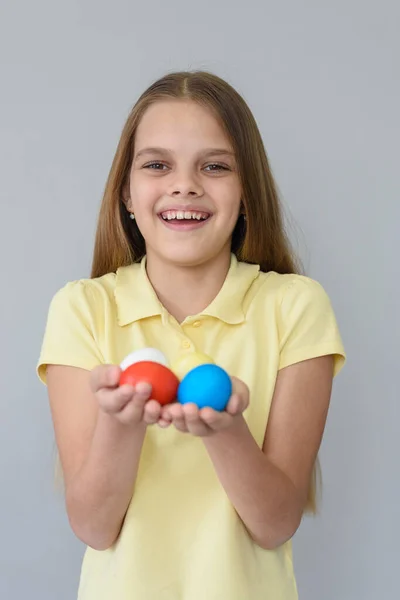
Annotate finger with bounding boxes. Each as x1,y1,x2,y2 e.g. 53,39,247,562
157,405,173,428
160,405,173,421
226,376,249,415
200,407,232,431
183,404,211,436
225,393,242,415
111,383,152,425
172,416,188,433
118,382,152,421
97,384,135,414
116,397,152,426
169,404,188,433
116,397,142,424
230,376,249,404
143,400,162,425
167,403,185,420
91,364,122,393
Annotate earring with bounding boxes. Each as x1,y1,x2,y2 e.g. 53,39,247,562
129,213,135,220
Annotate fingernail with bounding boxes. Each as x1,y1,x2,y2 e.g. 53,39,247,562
136,381,152,395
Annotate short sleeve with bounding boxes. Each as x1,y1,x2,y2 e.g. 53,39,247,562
278,276,346,376
37,280,105,385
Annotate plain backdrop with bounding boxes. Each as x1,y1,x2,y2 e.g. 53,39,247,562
1,1,398,599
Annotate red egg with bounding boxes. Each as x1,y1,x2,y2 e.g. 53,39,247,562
119,361,179,406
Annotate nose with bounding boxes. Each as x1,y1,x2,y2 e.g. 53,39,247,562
168,169,204,198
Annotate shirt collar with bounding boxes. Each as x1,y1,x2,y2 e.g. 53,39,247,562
199,255,260,324
114,254,260,326
115,257,164,326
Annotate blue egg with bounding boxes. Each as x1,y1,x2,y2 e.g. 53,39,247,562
177,364,232,411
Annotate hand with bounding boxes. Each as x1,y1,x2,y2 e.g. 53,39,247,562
160,376,249,437
90,364,163,426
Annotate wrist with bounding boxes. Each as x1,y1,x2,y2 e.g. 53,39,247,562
96,409,147,438
203,414,249,446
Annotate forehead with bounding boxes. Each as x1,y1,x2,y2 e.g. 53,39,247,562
135,100,232,150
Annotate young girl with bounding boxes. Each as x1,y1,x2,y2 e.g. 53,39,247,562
37,70,346,600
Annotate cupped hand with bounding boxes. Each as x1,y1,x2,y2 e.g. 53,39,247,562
90,364,164,426
159,376,249,436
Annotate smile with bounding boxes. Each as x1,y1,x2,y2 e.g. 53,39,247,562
160,210,211,221
158,209,212,231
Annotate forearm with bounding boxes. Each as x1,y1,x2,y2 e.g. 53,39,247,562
66,411,146,551
203,416,303,549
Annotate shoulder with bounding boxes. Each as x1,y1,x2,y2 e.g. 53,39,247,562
38,274,118,383
241,266,345,374
276,274,335,320
250,270,331,310
247,270,339,333
47,271,118,319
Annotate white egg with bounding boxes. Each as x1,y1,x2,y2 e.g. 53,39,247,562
120,347,169,371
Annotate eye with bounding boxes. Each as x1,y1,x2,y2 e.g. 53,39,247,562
143,162,169,171
204,163,230,172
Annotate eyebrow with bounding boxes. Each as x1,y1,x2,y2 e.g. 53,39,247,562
134,147,235,160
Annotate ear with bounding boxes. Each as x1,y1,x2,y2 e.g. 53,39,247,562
121,181,131,209
122,197,132,213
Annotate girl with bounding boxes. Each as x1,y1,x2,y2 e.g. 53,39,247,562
37,70,346,600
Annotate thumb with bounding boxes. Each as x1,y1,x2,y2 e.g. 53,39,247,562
228,376,249,413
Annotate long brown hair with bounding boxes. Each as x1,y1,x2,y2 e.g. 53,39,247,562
90,70,320,514
91,70,302,278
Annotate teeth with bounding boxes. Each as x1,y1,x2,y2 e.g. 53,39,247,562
161,210,209,221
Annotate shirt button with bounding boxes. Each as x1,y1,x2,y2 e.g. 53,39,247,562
182,340,191,349
192,321,201,328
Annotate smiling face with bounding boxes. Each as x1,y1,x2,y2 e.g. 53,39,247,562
125,99,242,268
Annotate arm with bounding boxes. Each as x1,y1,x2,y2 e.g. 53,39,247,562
47,364,160,551
163,355,334,549
202,355,334,549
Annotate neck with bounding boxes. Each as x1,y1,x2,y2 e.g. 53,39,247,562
145,251,232,323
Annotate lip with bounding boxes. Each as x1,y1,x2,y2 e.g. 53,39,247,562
158,213,211,231
157,205,213,216
157,205,213,232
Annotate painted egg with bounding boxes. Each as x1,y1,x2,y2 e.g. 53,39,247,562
120,347,168,371
177,364,232,411
119,361,179,405
171,352,214,380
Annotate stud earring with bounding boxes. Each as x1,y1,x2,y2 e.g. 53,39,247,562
129,213,135,220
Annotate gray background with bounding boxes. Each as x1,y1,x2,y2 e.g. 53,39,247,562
1,1,398,598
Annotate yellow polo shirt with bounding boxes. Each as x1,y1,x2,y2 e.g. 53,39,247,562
37,254,346,600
